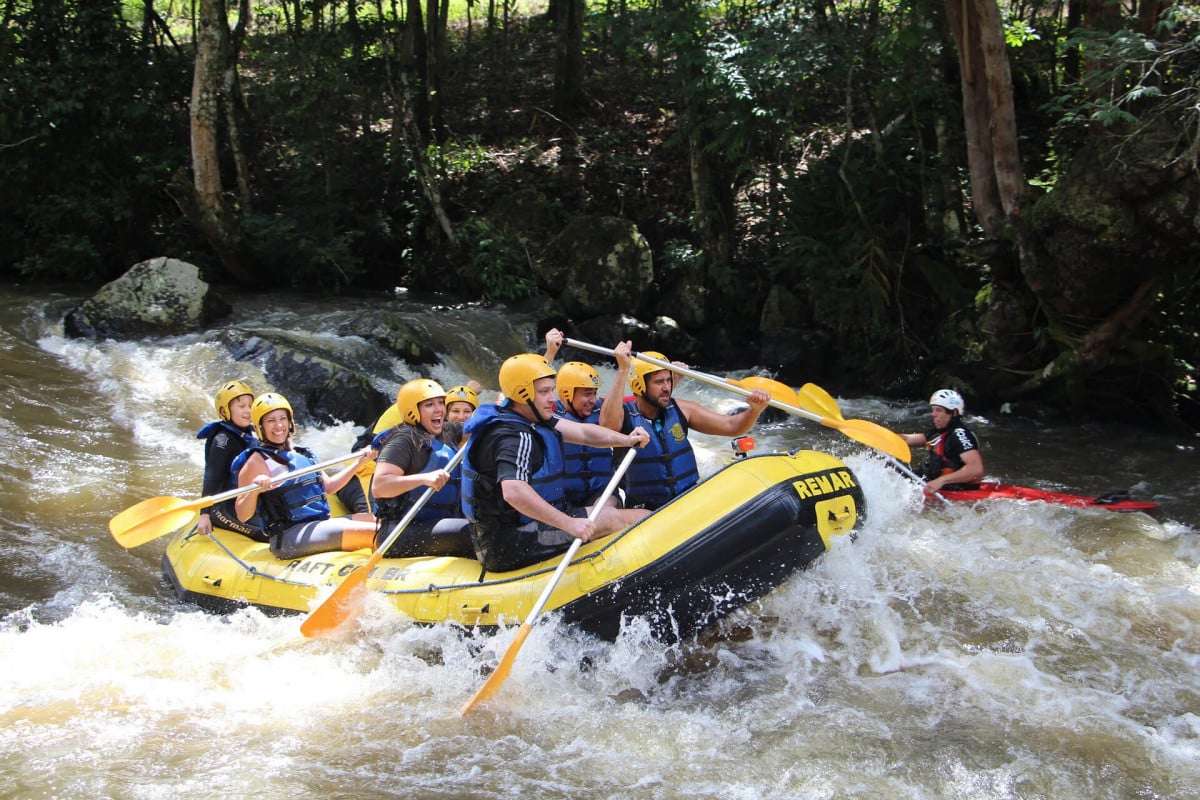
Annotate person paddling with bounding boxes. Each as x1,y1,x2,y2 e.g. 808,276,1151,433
598,341,770,511
554,360,631,510
232,393,378,560
370,379,473,558
196,380,264,539
901,389,985,496
460,353,650,573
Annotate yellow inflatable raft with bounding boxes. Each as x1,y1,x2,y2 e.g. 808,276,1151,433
162,449,864,640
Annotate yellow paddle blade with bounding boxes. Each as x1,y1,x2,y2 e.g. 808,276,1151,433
824,417,911,463
109,496,203,548
299,553,379,638
729,376,799,407
797,383,844,420
461,623,533,716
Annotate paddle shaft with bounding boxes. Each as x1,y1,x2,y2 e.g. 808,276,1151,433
564,338,825,423
373,444,469,556
203,447,373,509
888,454,948,505
298,444,469,638
524,446,637,624
799,383,947,504
461,447,638,715
109,447,375,548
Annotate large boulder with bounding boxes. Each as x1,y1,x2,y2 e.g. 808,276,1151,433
337,310,438,364
216,330,390,429
537,216,655,317
64,257,230,339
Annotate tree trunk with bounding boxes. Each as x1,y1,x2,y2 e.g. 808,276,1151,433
687,126,736,279
387,5,454,243
425,0,444,138
405,0,431,140
944,0,1004,235
945,0,1040,379
176,0,252,280
553,0,585,117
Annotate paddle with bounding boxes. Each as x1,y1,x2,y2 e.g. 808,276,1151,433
109,448,373,549
299,444,470,638
797,383,947,504
461,446,639,715
563,338,911,464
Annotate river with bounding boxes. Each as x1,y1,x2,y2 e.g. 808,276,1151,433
1,285,1198,799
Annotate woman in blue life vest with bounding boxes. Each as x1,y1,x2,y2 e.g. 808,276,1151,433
196,380,263,539
901,388,985,495
370,378,473,558
232,393,378,560
597,341,771,511
460,353,649,573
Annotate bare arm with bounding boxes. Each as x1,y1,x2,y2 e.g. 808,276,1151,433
556,417,648,449
924,449,984,494
677,391,770,437
370,459,449,499
599,341,634,431
901,433,928,446
234,453,271,522
322,448,377,494
544,328,564,361
500,479,597,541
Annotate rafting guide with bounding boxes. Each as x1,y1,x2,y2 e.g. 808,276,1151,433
900,388,985,496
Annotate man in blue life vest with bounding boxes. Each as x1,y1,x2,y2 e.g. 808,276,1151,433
598,341,771,511
460,353,651,573
901,388,984,495
554,360,627,507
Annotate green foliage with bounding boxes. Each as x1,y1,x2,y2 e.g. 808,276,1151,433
1048,25,1200,129
1,0,192,280
453,218,538,301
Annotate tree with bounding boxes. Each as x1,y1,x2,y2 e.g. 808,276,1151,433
169,0,254,280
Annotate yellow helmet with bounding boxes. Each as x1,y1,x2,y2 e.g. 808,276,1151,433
499,353,556,404
628,351,669,397
556,362,600,405
446,384,479,410
251,392,294,441
396,378,446,426
215,379,254,422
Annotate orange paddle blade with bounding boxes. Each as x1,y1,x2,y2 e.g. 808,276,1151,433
728,376,798,407
461,623,532,716
298,553,379,638
109,496,203,548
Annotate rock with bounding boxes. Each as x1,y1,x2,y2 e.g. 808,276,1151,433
757,328,834,387
337,310,438,364
216,330,389,428
538,216,655,317
63,257,230,339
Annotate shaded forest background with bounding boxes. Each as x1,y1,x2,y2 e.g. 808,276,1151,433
2,0,1198,429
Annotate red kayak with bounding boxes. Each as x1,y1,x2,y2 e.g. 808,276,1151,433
939,482,1159,513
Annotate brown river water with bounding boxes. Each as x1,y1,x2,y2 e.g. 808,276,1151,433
1,285,1198,799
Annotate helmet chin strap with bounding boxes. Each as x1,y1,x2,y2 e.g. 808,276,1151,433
527,400,548,423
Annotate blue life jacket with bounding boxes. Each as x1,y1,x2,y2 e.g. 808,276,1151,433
554,399,613,504
372,424,462,522
461,403,566,525
622,399,698,508
231,444,329,532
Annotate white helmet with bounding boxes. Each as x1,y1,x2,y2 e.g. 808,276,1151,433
929,388,964,414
